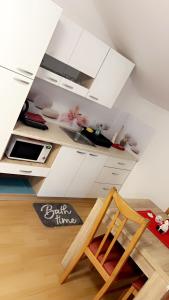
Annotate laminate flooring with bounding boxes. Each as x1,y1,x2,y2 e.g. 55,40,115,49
0,194,122,300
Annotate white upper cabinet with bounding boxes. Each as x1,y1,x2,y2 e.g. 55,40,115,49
0,0,62,79
46,16,82,64
0,67,32,159
87,49,135,108
69,31,109,78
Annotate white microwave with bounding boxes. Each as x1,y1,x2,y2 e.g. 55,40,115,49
6,136,52,163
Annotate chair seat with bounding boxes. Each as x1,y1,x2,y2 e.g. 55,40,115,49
89,234,141,279
132,276,147,291
98,254,139,279
89,234,124,258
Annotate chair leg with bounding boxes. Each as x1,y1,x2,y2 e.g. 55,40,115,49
93,277,116,300
60,251,84,284
119,286,136,300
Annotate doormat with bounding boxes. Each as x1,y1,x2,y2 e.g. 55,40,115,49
33,203,83,227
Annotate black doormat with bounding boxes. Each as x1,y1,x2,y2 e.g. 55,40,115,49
33,203,83,227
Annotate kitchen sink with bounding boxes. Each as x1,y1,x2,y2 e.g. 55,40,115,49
60,127,96,147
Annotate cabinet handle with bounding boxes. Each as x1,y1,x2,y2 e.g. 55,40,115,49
47,77,58,83
118,162,125,165
17,68,33,76
63,83,74,89
89,153,98,157
89,95,99,101
19,170,32,173
112,172,119,175
102,187,110,191
76,151,86,155
14,78,30,85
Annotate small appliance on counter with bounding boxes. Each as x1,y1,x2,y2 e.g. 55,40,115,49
19,100,48,130
80,127,112,148
5,136,52,163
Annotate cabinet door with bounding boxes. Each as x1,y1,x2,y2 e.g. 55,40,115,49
87,183,121,198
38,147,87,197
66,153,107,198
96,166,130,185
60,78,88,97
0,67,32,159
47,16,82,64
69,31,109,78
0,0,62,79
87,49,135,108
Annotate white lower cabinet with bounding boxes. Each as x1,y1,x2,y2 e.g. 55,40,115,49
87,183,121,198
0,162,49,177
37,146,86,197
37,145,135,198
66,152,107,197
96,166,130,185
38,146,107,197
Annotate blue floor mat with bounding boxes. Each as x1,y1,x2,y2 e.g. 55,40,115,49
0,178,35,194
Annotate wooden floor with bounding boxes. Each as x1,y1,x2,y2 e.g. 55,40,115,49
0,194,122,300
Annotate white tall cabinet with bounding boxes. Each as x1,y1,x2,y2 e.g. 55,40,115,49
0,68,32,160
0,0,62,159
0,0,62,79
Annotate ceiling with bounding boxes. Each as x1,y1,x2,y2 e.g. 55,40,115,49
95,0,169,111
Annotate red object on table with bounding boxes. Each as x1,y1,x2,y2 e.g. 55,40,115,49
137,210,169,248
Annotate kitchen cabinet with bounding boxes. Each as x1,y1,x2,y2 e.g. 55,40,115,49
37,146,107,198
96,166,130,185
46,16,82,64
0,160,49,177
0,0,62,79
88,183,121,198
37,147,86,197
88,155,135,198
66,152,107,197
87,49,135,108
36,68,62,87
69,31,109,78
60,78,88,97
0,67,32,159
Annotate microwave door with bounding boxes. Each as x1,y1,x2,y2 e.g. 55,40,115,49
9,140,43,162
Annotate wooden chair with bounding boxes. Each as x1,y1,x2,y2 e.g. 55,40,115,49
119,275,147,300
60,187,148,300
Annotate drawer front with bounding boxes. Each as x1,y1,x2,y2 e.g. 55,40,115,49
36,68,61,86
60,78,88,97
105,156,135,170
96,166,130,185
0,162,49,177
88,182,121,198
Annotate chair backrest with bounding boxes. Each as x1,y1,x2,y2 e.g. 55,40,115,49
86,187,148,279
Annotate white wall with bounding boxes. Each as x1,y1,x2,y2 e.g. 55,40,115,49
52,0,113,45
115,79,169,210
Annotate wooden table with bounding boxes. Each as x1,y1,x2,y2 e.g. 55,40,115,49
62,198,169,300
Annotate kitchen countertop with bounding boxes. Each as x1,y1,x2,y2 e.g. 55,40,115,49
13,121,136,161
